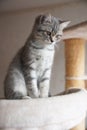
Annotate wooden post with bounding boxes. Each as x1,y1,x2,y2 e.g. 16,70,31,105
64,38,86,130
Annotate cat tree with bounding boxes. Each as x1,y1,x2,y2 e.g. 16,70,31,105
63,21,87,130
64,38,85,130
0,21,87,130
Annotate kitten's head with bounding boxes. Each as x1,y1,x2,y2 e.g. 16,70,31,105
32,14,70,45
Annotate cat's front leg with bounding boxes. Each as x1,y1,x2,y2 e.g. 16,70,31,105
27,77,39,98
39,78,50,98
39,69,51,98
23,63,39,98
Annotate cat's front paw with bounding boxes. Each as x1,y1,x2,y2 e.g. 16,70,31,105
22,96,32,99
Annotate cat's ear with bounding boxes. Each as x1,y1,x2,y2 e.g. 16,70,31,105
59,20,71,29
38,14,51,24
35,14,44,24
44,14,52,23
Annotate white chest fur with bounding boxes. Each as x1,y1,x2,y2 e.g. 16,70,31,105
34,48,54,77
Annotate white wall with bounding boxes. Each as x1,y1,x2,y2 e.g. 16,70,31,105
0,0,87,97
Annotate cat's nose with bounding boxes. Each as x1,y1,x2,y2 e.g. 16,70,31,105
50,36,53,42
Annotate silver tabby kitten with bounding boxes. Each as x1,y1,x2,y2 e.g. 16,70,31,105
4,14,70,99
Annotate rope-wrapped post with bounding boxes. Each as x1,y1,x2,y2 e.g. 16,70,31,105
64,38,86,130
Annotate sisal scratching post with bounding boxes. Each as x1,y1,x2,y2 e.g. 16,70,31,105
64,38,85,89
64,38,86,130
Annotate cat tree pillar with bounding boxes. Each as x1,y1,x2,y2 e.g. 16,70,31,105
64,38,85,89
63,21,87,130
64,38,85,130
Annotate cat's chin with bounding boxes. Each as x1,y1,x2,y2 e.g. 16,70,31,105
52,42,56,45
46,42,56,46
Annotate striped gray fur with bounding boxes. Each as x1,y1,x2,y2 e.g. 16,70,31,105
4,14,70,99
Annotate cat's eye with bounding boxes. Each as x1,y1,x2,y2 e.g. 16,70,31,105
56,34,62,38
46,31,51,36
